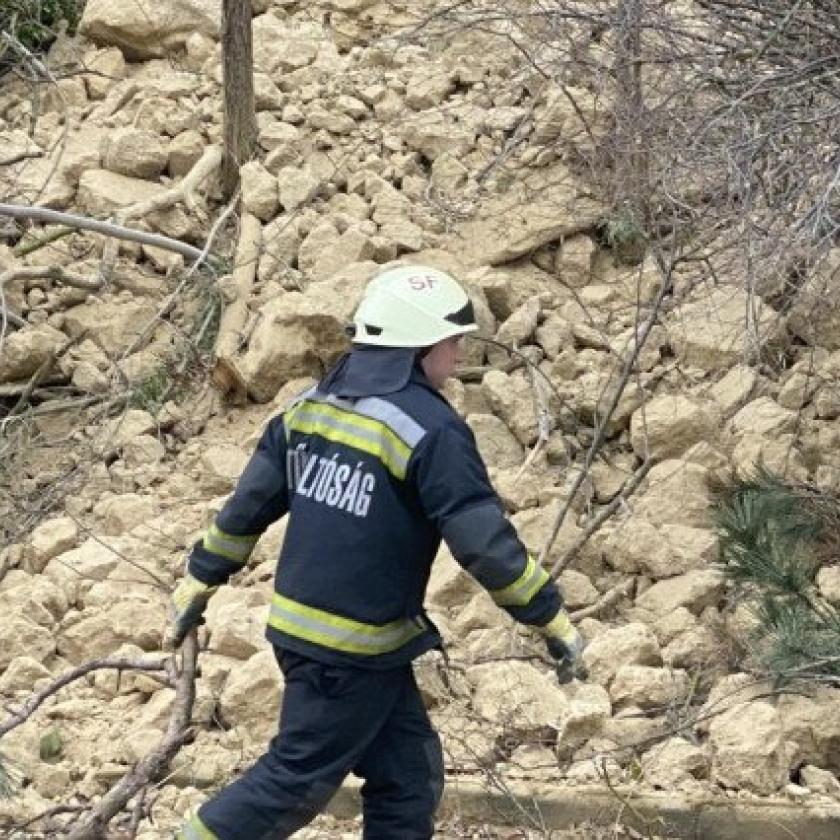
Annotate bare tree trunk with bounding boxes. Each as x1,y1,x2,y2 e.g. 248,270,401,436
221,0,257,199
611,0,649,263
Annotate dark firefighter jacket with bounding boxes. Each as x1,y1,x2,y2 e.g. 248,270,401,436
187,347,563,669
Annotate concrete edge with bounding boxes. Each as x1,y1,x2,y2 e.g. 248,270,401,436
328,777,840,840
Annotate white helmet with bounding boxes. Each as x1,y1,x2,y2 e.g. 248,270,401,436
351,265,478,347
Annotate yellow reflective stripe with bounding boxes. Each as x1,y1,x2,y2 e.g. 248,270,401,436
287,400,413,480
268,593,426,655
203,522,258,563
178,814,218,840
490,554,550,607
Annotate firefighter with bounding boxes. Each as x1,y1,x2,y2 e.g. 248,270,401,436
173,265,584,840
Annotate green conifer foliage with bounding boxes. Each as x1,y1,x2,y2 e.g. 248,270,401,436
714,468,840,685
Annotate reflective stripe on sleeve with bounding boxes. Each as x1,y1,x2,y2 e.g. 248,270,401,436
268,593,426,655
285,400,414,480
202,522,259,563
178,814,218,840
489,553,550,607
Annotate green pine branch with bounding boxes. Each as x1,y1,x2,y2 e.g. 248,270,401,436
713,466,840,684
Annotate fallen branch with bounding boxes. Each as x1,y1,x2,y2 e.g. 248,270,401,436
99,145,223,283
569,579,635,622
550,457,656,578
65,634,198,840
0,264,102,292
211,210,261,404
0,655,174,739
0,150,43,167
0,204,207,264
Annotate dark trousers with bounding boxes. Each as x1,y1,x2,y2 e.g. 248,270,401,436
196,649,444,840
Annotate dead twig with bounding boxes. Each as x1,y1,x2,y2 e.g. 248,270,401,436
569,578,635,622
12,226,74,257
0,655,173,739
550,457,656,577
0,264,102,292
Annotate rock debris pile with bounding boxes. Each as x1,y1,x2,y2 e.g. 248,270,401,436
1,0,840,835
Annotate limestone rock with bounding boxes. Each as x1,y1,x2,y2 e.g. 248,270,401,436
667,289,784,370
219,648,284,743
466,413,525,470
452,591,505,636
0,323,66,383
237,264,371,401
47,537,121,594
168,129,205,178
556,683,611,756
401,111,474,162
30,517,78,572
77,169,194,240
817,566,840,604
558,570,598,610
709,701,796,794
481,369,540,446
511,501,583,567
406,69,454,110
96,414,154,459
629,395,717,460
277,166,319,212
427,545,479,609
59,600,167,662
610,665,691,710
635,569,725,617
431,153,468,192
642,737,709,788
0,656,51,695
241,161,279,221
633,460,712,528
778,687,840,770
457,166,602,266
0,617,55,670
467,660,568,729
731,396,796,437
63,298,159,356
93,493,159,535
555,235,596,286
732,433,808,481
581,622,662,686
208,604,267,660
605,518,717,579
707,365,758,416
80,0,221,59
197,445,249,495
102,128,168,179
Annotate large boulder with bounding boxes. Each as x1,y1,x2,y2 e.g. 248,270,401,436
0,616,55,670
635,569,725,617
581,622,662,686
642,737,709,789
609,665,691,710
466,660,569,730
102,128,168,180
629,395,717,460
667,288,784,370
63,298,160,356
466,414,524,470
778,687,840,770
219,648,284,744
604,517,717,579
709,701,797,794
633,460,713,528
787,250,840,349
235,263,372,401
80,0,221,59
456,166,603,266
